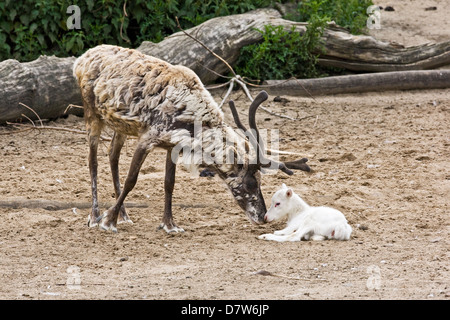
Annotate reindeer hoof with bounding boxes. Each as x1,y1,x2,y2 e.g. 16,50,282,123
117,218,133,225
117,213,133,225
98,211,118,233
118,206,133,224
158,223,185,234
87,214,99,228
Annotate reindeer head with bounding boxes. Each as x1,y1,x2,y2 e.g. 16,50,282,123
224,163,266,225
224,91,310,225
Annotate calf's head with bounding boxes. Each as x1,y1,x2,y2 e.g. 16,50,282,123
264,183,295,223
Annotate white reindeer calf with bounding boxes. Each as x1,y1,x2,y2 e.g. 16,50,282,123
258,184,352,242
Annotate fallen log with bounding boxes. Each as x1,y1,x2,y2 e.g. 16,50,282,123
1,8,449,124
0,56,82,124
263,70,450,96
318,36,450,71
137,8,450,79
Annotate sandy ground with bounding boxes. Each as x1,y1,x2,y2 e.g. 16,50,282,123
0,1,449,300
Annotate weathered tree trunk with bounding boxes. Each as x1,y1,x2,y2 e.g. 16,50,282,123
137,8,450,79
136,8,285,83
0,8,449,124
0,56,82,123
318,32,450,71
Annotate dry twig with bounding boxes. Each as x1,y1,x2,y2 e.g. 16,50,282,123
2,102,113,141
120,0,130,43
64,104,83,114
19,102,43,127
175,16,236,77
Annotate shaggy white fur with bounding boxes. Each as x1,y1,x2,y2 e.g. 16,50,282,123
259,184,352,242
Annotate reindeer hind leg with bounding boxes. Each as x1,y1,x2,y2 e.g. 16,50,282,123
158,148,184,233
108,132,133,224
98,140,152,232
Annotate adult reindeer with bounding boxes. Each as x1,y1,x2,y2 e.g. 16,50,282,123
73,45,310,233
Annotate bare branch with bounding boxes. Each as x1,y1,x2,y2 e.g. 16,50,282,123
196,61,233,80
64,104,83,114
205,81,232,90
120,0,130,43
217,79,235,109
175,16,236,77
234,76,296,120
4,122,112,141
19,102,43,127
20,113,36,127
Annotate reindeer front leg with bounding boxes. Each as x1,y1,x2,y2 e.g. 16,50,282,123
86,113,104,228
87,132,100,227
158,149,184,233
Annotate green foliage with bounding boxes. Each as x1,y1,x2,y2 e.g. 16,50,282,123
1,0,373,82
295,0,374,35
235,15,328,81
0,0,127,61
234,0,373,80
0,0,276,62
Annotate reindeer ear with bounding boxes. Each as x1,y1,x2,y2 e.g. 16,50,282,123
281,183,287,189
286,188,293,198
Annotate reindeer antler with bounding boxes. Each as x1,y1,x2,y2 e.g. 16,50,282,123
229,91,310,174
248,91,269,166
228,100,248,133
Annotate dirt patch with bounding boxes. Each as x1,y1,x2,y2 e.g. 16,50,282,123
1,88,448,300
0,0,449,300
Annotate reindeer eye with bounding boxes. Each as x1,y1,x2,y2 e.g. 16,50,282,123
275,202,280,207
243,175,257,192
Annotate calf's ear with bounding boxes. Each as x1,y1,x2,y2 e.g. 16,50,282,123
286,189,293,198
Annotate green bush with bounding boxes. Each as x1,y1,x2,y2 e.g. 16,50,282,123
234,0,374,80
0,0,276,62
295,0,373,35
235,15,328,81
1,0,373,81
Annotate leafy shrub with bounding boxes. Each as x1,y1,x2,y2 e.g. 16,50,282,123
0,0,373,81
235,15,328,81
234,0,374,80
295,0,373,35
0,0,276,62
